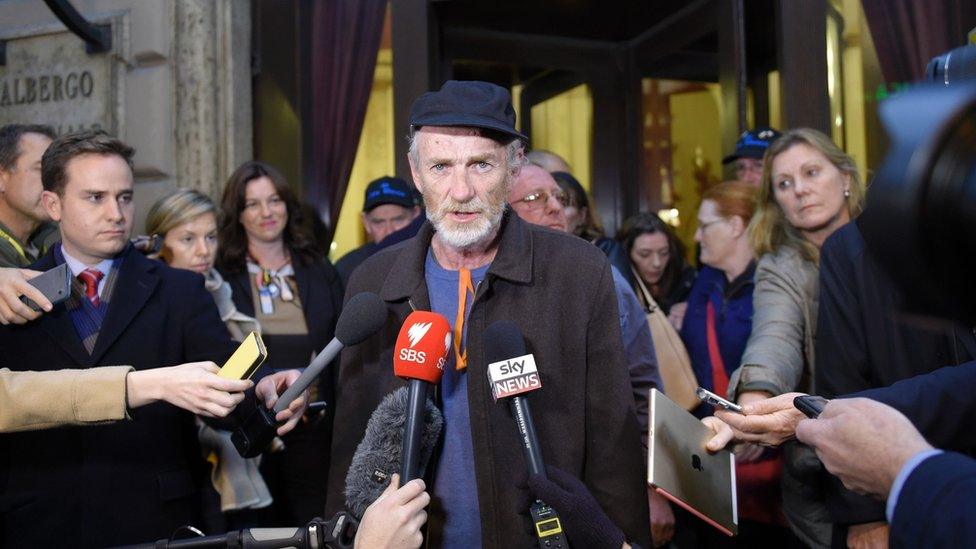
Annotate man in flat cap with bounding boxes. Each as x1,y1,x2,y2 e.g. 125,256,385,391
325,80,649,548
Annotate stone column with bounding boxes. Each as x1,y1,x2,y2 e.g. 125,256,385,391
174,0,252,199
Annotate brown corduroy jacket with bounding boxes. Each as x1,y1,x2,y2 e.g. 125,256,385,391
325,209,651,548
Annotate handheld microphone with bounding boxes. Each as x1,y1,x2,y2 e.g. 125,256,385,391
392,311,451,482
344,386,444,519
485,320,545,475
233,292,387,458
485,320,568,547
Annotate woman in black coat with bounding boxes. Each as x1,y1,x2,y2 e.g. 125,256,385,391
216,160,344,526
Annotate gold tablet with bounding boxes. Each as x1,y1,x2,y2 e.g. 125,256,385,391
648,388,738,536
218,332,268,380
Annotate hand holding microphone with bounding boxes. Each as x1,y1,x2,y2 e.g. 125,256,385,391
344,311,451,519
254,369,308,436
233,292,387,457
355,474,430,549
527,467,629,549
485,320,569,548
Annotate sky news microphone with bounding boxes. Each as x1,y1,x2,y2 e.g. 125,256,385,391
233,292,387,458
344,386,444,519
485,320,546,476
485,320,568,547
393,310,451,483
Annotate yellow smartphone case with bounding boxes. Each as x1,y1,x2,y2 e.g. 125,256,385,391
218,332,268,380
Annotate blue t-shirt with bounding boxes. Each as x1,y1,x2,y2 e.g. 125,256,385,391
425,249,489,548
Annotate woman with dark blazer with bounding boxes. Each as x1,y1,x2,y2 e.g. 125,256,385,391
216,160,344,526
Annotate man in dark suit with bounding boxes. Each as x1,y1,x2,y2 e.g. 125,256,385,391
813,220,976,545
0,130,299,548
706,361,976,548
795,393,976,549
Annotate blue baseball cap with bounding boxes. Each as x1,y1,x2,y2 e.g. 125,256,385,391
362,176,416,212
722,126,782,164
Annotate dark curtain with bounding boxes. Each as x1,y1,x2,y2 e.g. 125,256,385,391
861,0,976,84
306,0,387,234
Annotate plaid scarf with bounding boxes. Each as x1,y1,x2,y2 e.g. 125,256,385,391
56,246,123,354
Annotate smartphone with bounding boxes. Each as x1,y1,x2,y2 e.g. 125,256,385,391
218,332,268,380
793,395,829,419
20,263,71,312
695,387,744,413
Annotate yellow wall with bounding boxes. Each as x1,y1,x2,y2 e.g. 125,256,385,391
329,49,395,262
766,0,884,179
839,0,886,179
768,70,782,131
524,84,593,191
668,87,723,261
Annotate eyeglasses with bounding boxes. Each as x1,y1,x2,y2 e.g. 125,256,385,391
512,189,570,211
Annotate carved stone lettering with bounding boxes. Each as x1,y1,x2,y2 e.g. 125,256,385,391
39,76,50,102
0,30,118,135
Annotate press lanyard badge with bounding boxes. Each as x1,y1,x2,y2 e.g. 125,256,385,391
259,286,275,315
258,270,277,315
252,262,295,315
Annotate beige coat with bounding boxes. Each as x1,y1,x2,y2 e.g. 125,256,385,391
727,244,830,549
0,366,132,433
729,244,819,397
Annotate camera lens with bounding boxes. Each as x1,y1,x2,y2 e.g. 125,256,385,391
861,83,976,324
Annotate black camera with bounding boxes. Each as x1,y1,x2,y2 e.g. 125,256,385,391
860,44,976,325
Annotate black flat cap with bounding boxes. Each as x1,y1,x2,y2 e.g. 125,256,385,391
409,80,527,141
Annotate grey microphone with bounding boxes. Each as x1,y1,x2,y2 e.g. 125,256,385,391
272,292,387,413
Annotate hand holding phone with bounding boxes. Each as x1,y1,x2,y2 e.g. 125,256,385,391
793,395,829,419
20,264,70,312
696,387,743,413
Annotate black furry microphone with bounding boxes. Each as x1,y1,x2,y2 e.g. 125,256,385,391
344,387,444,519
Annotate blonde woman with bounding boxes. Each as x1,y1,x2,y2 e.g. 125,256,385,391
146,189,259,341
727,128,865,549
146,188,273,528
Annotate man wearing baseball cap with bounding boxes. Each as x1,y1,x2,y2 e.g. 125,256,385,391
325,80,650,548
334,176,421,286
723,126,782,187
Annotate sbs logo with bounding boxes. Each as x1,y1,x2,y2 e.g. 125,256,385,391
406,322,432,347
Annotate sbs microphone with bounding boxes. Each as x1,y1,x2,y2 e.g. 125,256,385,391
233,292,387,458
344,386,444,519
392,311,451,482
484,320,568,547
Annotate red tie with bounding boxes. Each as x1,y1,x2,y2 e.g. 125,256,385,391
78,268,104,307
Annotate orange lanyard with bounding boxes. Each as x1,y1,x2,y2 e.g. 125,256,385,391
453,268,475,370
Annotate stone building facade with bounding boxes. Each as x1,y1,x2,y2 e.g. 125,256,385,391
0,0,252,232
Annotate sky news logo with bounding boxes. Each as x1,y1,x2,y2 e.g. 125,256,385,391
487,353,542,400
